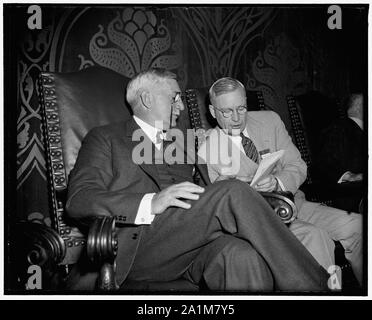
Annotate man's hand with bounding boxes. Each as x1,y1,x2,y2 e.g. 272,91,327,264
340,172,363,183
151,182,205,214
254,175,278,192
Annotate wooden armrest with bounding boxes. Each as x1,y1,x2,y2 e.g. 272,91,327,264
260,191,297,224
87,216,119,290
13,222,66,289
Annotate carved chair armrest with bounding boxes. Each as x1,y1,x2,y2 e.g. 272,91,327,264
86,216,119,290
260,191,297,224
13,222,66,289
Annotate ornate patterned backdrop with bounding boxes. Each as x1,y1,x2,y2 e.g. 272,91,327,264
12,5,367,225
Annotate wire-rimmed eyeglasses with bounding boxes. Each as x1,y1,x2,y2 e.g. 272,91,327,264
171,92,184,104
213,105,248,118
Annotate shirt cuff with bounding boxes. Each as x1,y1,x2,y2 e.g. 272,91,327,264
134,193,156,225
338,171,351,183
275,177,286,192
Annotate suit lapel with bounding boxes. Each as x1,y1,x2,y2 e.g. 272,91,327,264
126,118,209,188
245,113,264,150
195,163,211,186
125,119,161,189
245,113,272,156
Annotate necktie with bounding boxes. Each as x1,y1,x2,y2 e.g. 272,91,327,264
156,130,173,152
240,132,260,164
156,130,170,143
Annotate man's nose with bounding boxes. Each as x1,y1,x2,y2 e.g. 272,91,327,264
175,100,185,111
232,109,239,122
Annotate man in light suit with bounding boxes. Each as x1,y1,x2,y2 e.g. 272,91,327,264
67,69,330,292
198,77,362,285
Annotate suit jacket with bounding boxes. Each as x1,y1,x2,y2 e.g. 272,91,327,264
315,117,365,182
66,118,210,288
198,110,307,206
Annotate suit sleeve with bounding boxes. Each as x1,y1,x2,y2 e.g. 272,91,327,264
271,112,307,194
315,123,348,182
66,127,148,224
197,139,219,183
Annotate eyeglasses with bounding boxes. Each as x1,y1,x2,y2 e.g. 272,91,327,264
214,106,247,118
171,92,183,104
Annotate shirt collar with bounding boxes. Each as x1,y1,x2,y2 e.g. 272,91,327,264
349,116,363,130
133,115,162,145
218,127,250,140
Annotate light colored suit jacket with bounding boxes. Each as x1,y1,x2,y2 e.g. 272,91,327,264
198,110,307,206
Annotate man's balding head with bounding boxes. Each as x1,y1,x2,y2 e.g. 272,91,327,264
347,93,363,121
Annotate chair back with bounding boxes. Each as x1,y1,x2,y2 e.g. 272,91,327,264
39,67,132,264
287,91,340,184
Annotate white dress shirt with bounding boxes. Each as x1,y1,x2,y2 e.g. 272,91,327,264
349,116,363,131
132,116,164,225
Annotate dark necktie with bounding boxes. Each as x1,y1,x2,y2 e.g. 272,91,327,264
240,132,260,164
155,131,173,156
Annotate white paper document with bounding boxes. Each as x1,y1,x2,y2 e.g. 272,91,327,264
250,150,285,187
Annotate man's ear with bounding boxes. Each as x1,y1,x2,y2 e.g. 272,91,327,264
209,104,216,118
140,90,151,110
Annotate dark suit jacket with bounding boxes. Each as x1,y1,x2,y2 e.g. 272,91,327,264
315,118,365,182
66,119,210,288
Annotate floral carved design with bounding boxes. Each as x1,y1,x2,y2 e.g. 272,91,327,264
174,7,276,86
246,33,309,125
86,8,182,78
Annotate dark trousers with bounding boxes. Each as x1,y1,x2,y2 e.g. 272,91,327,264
126,180,329,292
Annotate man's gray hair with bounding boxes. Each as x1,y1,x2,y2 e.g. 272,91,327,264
126,68,177,109
209,77,245,105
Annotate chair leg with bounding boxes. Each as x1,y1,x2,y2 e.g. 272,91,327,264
98,262,118,290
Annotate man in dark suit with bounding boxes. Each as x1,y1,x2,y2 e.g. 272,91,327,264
318,93,364,183
66,68,330,292
316,93,365,212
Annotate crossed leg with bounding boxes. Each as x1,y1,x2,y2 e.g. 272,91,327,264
127,180,329,292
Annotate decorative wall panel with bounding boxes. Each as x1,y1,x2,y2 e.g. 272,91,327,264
246,33,310,131
13,5,365,226
174,7,277,86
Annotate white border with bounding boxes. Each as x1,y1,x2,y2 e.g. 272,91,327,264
1,0,371,300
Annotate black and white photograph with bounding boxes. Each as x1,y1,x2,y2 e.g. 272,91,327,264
2,2,368,300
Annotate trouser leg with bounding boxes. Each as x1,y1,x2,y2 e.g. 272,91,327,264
128,180,329,291
289,219,335,270
297,201,363,285
184,234,274,291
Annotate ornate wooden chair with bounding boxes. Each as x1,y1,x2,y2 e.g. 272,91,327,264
14,67,131,291
14,66,297,292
